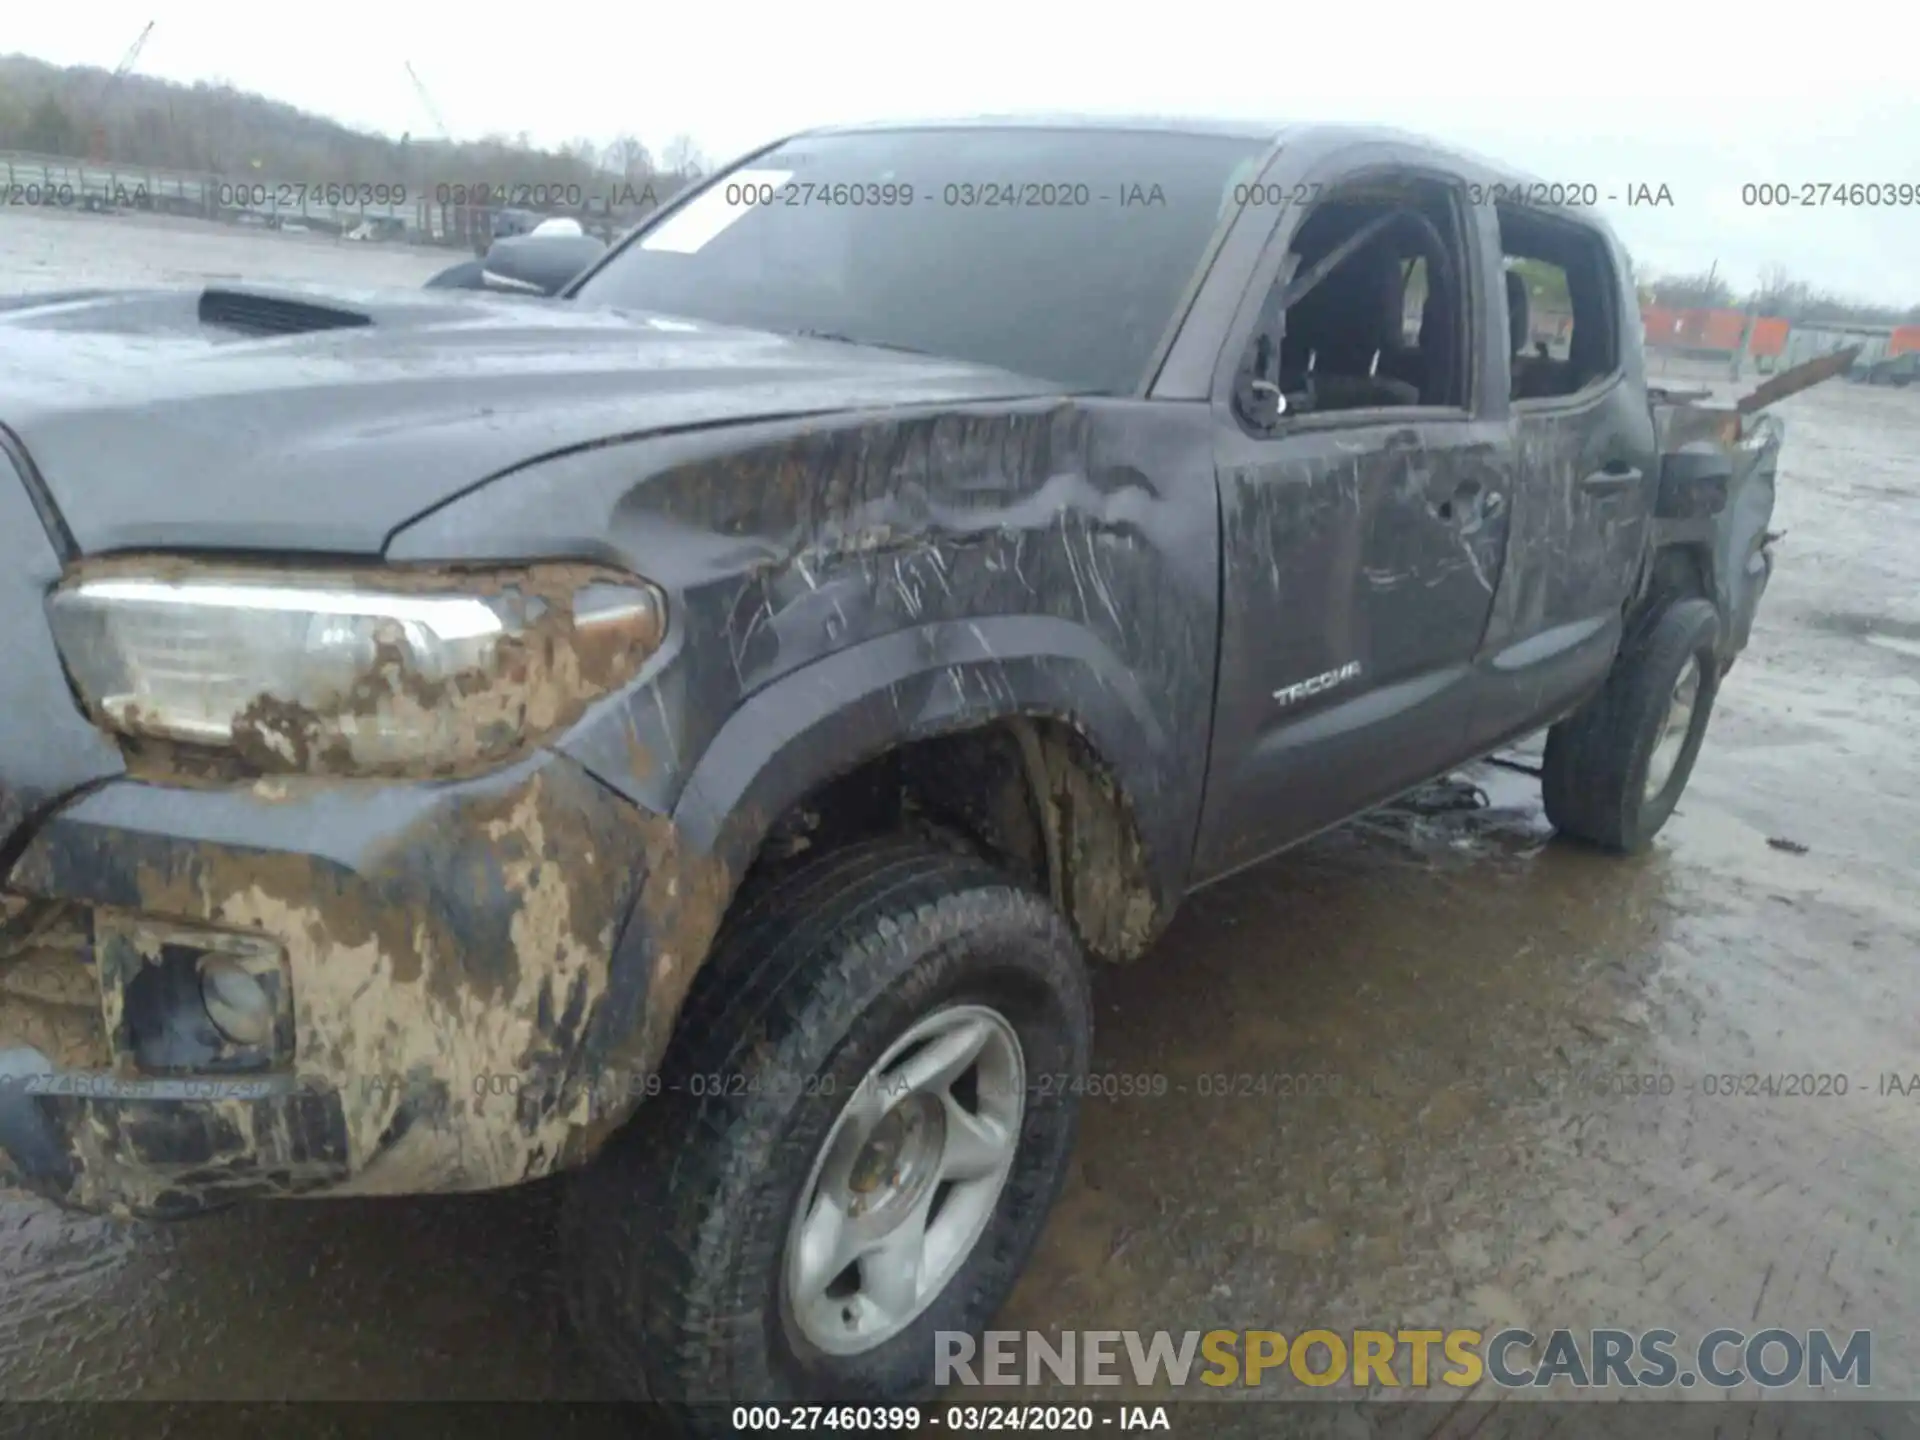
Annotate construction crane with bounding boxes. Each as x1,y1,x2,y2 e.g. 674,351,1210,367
89,21,155,161
115,22,156,78
405,63,453,144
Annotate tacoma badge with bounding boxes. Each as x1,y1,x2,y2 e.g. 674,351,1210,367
1274,660,1362,707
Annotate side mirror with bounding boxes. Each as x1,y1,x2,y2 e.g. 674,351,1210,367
1231,372,1282,431
1233,331,1292,431
479,231,611,296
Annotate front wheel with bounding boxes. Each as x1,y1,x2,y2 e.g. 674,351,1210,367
1542,597,1722,853
561,838,1091,1433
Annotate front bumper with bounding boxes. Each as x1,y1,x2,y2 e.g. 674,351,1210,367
0,749,713,1217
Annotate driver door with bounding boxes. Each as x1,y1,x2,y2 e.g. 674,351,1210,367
1192,167,1514,880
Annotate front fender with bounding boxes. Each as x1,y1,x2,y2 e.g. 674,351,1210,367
385,400,1222,1102
663,615,1182,899
557,614,1190,1138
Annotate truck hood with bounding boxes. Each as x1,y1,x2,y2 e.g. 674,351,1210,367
0,284,1057,555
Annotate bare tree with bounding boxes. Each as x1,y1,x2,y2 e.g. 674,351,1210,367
661,132,706,179
604,133,653,180
19,95,83,155
1747,264,1813,320
1646,269,1734,309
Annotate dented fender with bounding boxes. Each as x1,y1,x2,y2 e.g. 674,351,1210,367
390,397,1223,957
660,617,1185,955
1650,405,1786,665
2,383,1224,1215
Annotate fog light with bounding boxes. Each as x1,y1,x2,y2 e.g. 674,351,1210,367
199,956,273,1047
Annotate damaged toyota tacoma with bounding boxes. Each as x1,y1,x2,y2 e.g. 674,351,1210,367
0,120,1835,1427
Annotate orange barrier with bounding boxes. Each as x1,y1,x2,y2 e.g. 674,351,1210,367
1749,317,1789,358
1642,306,1793,356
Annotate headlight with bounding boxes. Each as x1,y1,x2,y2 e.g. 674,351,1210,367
47,562,666,776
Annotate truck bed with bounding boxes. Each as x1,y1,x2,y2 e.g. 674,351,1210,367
1645,346,1858,666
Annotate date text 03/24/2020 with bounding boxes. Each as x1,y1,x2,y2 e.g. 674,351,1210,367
728,1405,1170,1431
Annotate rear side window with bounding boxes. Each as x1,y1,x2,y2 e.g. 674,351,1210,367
1495,205,1621,402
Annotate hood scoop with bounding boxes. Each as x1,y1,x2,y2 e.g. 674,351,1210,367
198,287,373,337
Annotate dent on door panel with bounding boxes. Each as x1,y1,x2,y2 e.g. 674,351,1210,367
1469,396,1649,746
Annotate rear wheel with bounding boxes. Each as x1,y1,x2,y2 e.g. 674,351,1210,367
1542,597,1721,853
561,837,1090,1434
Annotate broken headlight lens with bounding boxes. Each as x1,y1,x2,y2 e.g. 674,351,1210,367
46,564,666,775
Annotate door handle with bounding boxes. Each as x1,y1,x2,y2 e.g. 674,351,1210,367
1579,464,1643,495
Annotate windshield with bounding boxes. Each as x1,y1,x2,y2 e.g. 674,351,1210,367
572,128,1270,394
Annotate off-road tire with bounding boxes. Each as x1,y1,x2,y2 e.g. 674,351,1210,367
1542,597,1721,853
561,837,1091,1432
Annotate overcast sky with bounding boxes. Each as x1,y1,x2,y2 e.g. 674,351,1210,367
10,0,1919,305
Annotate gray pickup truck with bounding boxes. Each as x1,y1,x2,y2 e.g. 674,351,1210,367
0,117,1832,1430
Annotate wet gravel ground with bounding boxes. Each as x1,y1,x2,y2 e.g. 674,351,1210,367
0,207,451,291
1,210,1917,1410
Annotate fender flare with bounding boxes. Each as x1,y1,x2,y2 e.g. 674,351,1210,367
583,614,1192,1090
676,613,1182,899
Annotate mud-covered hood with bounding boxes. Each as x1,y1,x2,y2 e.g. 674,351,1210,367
0,285,1056,555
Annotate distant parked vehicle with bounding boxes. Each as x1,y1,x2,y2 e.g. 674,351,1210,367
490,206,546,239
344,217,406,242
1855,351,1919,387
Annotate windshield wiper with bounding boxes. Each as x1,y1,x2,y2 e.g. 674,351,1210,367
785,328,939,358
